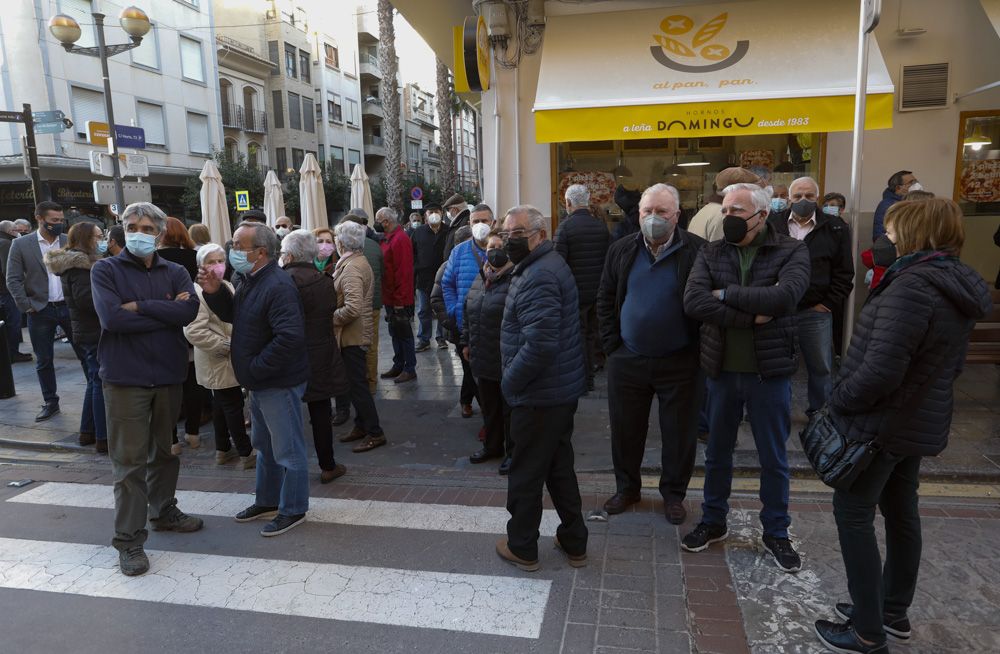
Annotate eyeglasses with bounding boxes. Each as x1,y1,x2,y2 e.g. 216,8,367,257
497,228,539,239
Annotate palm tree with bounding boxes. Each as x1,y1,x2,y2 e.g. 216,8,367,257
436,58,457,194
377,0,402,213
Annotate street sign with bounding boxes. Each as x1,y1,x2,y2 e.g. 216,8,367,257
410,187,423,200
0,110,24,123
235,190,250,211
411,199,423,210
34,121,67,135
93,180,151,205
89,151,149,177
32,110,65,123
86,121,146,149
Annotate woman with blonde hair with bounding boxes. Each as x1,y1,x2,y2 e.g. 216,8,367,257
814,198,992,653
189,223,211,250
312,227,337,274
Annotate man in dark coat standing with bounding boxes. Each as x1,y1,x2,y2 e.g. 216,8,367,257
442,193,470,259
596,184,705,526
411,203,447,351
555,184,611,391
872,170,919,240
495,204,588,572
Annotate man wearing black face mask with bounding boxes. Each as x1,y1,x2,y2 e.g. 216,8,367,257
495,205,588,572
682,183,810,573
6,201,87,421
595,183,706,525
767,177,853,417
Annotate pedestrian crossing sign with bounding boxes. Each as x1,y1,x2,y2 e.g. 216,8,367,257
235,190,250,211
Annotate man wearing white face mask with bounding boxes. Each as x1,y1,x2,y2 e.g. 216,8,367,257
274,216,292,239
873,170,921,240
596,184,706,525
412,203,447,351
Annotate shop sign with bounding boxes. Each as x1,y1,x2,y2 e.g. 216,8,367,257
453,15,490,93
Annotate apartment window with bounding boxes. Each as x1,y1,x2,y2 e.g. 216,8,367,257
318,144,325,165
130,24,158,69
186,112,210,154
348,149,361,168
299,50,311,83
275,147,287,175
324,44,339,69
267,40,279,75
328,93,342,123
136,101,166,147
292,148,305,171
70,86,104,139
345,98,359,127
302,98,314,133
288,92,301,130
271,90,284,129
331,146,345,173
64,0,96,49
284,43,297,78
179,37,204,82
407,140,420,167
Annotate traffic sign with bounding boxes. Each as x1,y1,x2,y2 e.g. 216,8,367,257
86,121,146,149
93,181,151,205
89,151,149,177
235,190,250,211
411,199,423,210
34,121,67,135
410,187,423,200
0,110,24,123
32,110,65,123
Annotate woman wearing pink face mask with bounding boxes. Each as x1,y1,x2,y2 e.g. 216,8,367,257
184,243,256,469
313,227,337,274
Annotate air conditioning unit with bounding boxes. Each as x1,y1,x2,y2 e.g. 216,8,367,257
898,62,949,112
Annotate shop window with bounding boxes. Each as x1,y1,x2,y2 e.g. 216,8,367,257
954,110,1000,216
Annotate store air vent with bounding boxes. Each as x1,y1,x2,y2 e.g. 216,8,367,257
898,63,949,111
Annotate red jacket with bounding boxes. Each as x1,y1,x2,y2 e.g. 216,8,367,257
380,226,415,307
861,248,888,290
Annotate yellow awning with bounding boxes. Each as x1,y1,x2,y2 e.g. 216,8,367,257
533,0,895,143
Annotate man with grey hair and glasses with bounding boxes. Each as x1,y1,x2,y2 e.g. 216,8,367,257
495,204,588,572
198,221,311,537
682,183,810,573
91,202,203,576
0,219,30,362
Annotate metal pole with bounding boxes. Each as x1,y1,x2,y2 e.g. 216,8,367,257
94,13,126,215
21,103,46,203
843,0,880,354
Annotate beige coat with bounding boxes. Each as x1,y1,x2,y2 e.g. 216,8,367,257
183,282,239,390
333,252,374,348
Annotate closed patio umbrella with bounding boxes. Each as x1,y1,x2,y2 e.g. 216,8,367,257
199,160,231,246
263,170,285,228
350,164,374,222
298,153,328,232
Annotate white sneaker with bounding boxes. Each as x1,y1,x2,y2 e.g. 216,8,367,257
240,450,257,470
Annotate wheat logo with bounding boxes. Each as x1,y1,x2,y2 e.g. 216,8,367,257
650,13,749,72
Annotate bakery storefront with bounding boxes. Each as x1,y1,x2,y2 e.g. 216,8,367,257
532,1,894,223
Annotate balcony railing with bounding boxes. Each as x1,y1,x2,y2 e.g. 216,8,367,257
364,135,384,147
244,108,268,133
360,52,378,66
217,35,257,56
220,103,268,134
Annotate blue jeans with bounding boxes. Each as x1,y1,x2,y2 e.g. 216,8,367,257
388,308,416,374
415,288,442,345
702,372,792,538
78,342,107,441
1,291,22,356
796,309,833,414
27,303,85,404
249,383,309,516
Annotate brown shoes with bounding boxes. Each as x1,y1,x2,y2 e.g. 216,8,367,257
351,434,386,453
603,492,641,515
495,538,539,572
320,463,347,484
380,367,402,379
461,403,474,418
554,537,587,568
394,371,417,384
338,426,366,443
665,500,687,525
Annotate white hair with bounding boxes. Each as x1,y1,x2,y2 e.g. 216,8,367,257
640,183,681,209
565,184,590,209
281,229,318,262
504,204,547,231
789,176,820,194
0,220,14,236
196,242,225,266
375,206,398,224
335,220,366,252
121,202,166,233
14,219,31,229
723,183,773,214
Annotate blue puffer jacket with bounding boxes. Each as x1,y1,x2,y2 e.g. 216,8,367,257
501,241,587,407
441,238,485,334
203,260,309,391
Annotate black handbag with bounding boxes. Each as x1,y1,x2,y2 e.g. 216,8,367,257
800,356,945,491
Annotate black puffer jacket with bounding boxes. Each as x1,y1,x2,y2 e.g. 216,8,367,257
45,248,101,345
411,223,447,292
554,208,611,306
767,211,854,311
612,186,641,242
683,223,811,379
461,266,513,382
285,263,350,402
597,229,705,354
443,208,470,260
830,255,991,456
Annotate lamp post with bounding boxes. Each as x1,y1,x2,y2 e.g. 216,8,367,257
49,7,151,216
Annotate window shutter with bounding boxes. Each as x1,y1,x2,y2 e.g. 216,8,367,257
136,102,165,146
187,113,210,153
272,90,284,128
288,93,301,130
303,98,314,133
71,86,105,137
180,37,204,82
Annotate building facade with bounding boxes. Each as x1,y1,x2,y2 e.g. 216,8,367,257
307,17,364,178
216,35,271,172
453,100,481,194
402,82,439,184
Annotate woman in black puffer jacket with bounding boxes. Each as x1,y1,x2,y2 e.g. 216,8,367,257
814,199,992,654
44,222,107,452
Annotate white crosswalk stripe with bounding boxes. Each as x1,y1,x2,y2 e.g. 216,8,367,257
9,481,562,536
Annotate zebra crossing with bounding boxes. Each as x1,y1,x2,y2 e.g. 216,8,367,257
0,480,575,650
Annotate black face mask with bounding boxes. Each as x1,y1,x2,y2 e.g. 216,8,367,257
486,248,508,268
44,222,64,237
722,211,759,244
373,222,385,233
871,235,898,267
503,236,531,265
791,199,817,218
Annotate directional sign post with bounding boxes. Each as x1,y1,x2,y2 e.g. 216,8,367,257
86,121,146,149
0,104,46,202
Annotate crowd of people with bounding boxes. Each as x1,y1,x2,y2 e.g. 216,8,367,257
0,166,993,653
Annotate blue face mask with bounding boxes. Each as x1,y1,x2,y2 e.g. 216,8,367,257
822,205,841,217
229,247,255,275
770,198,788,212
125,232,156,258
96,240,108,254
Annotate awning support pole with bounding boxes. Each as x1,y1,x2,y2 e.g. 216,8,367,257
844,0,881,354
954,80,1000,102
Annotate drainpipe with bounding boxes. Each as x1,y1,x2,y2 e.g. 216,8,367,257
513,65,520,204
491,58,500,211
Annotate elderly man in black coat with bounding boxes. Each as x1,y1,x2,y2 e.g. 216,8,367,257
555,183,611,391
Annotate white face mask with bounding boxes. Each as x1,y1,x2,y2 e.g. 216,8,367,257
427,213,442,226
276,227,290,237
908,182,924,192
471,222,491,243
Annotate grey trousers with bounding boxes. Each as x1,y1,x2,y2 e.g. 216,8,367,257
105,383,182,551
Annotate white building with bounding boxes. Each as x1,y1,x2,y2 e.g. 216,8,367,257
217,34,272,172
0,0,222,219
309,25,364,178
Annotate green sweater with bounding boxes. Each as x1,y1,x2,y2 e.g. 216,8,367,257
722,230,766,373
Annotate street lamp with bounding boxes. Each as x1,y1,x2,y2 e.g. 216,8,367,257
49,7,151,216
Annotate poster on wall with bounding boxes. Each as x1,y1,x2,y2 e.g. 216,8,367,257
959,159,1000,203
739,149,774,170
558,171,617,207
